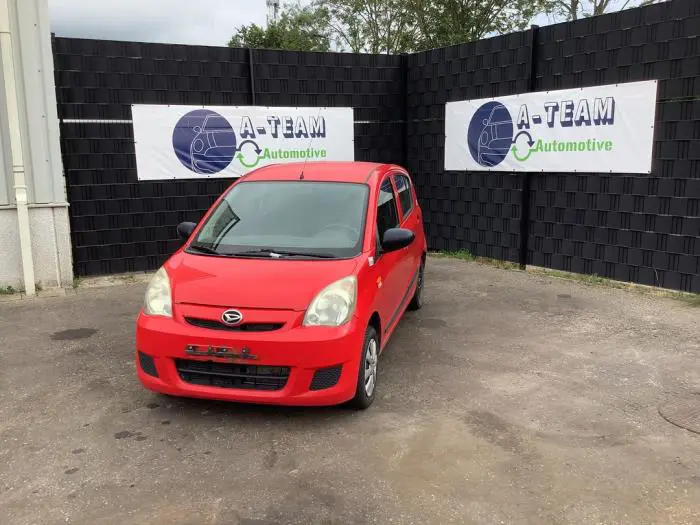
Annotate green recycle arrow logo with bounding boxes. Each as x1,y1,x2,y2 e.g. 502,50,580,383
235,139,264,168
510,131,535,162
511,144,534,162
236,151,261,168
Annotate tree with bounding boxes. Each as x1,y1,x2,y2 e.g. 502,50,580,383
548,0,663,20
229,0,665,53
409,0,547,50
322,0,418,54
228,2,331,52
321,0,552,54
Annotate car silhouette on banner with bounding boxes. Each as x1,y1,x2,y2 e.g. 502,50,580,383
467,102,514,167
189,114,238,174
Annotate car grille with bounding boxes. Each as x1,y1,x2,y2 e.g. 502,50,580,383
175,359,290,391
185,317,284,332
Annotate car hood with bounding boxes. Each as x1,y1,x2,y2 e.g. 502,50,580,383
166,251,360,311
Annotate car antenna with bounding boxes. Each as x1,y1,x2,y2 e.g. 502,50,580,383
299,106,323,180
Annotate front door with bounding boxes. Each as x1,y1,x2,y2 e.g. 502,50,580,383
371,176,403,346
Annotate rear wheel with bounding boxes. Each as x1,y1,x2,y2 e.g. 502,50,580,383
348,325,379,410
407,258,425,311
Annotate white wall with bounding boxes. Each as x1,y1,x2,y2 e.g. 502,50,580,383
0,209,21,287
0,56,11,206
0,0,72,292
0,207,72,289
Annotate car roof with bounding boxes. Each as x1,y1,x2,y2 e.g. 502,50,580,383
242,161,403,184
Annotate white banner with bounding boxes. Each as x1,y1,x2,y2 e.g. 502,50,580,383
445,80,658,173
132,105,355,180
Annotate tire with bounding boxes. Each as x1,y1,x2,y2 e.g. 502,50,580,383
407,258,425,311
348,325,379,410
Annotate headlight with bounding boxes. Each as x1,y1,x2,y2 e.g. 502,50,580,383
143,267,172,317
303,276,357,327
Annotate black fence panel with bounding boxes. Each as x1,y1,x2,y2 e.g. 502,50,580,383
406,31,532,261
529,0,700,292
54,38,404,276
253,49,404,122
54,0,700,293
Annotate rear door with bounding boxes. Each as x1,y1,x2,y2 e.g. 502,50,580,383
392,172,422,299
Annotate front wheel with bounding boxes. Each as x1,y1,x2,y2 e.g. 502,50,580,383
348,325,379,410
407,258,425,311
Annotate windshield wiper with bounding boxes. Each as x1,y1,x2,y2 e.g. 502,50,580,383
187,244,222,255
230,249,335,259
188,245,335,259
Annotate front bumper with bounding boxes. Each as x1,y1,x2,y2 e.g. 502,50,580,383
135,309,364,406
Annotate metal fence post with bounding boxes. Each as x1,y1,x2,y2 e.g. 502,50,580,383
248,48,256,105
401,53,409,168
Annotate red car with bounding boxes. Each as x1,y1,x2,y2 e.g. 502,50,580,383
136,161,426,409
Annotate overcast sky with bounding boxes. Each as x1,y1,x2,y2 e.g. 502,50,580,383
48,0,556,48
49,0,267,47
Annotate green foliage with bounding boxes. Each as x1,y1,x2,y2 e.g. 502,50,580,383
545,0,661,21
0,285,16,295
229,0,545,54
322,0,418,53
408,0,545,50
321,0,554,52
228,2,331,52
229,0,663,53
433,249,477,261
680,294,700,307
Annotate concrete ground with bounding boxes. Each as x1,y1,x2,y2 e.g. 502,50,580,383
1,257,699,525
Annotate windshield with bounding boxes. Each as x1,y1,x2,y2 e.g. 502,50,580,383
190,181,369,258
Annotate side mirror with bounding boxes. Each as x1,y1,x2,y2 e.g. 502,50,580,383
381,228,415,253
177,221,197,240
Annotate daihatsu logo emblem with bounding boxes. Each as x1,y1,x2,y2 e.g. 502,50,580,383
221,309,243,325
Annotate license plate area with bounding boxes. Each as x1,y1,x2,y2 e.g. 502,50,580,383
185,344,258,361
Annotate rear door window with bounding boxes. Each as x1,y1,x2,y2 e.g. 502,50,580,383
393,174,414,220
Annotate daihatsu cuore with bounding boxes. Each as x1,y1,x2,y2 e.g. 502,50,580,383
136,161,426,409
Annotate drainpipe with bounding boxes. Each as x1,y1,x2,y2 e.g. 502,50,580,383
0,0,36,295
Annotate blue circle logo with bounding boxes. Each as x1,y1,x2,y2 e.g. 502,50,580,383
468,101,513,167
172,110,237,174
